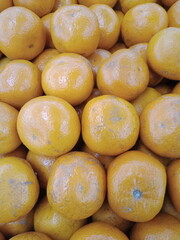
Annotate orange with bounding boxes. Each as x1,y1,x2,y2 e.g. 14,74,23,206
121,3,168,47
53,0,78,11
131,87,161,116
51,5,100,57
130,43,163,87
147,27,180,80
87,49,111,76
82,144,114,170
70,222,129,240
9,232,52,240
0,102,21,155
17,96,80,157
0,7,46,60
140,94,180,158
92,200,133,233
0,0,13,12
34,197,86,240
155,80,174,94
0,210,34,238
172,82,180,94
13,0,55,17
78,0,118,7
161,0,178,7
97,49,149,101
161,195,180,220
41,13,55,48
168,1,180,27
108,150,167,222
47,151,106,220
167,159,180,213
82,95,139,156
0,157,39,224
130,213,180,240
0,145,28,160
109,42,127,53
0,60,43,109
0,57,11,70
0,233,5,240
33,48,59,72
119,0,158,13
42,53,94,106
90,4,121,50
26,150,57,189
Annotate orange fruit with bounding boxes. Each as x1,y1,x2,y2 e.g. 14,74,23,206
0,157,39,224
53,0,78,11
155,80,174,94
0,102,21,155
92,200,133,233
130,43,163,87
41,13,55,48
0,59,43,109
0,210,34,238
140,94,180,158
119,0,158,13
78,0,118,7
97,49,149,101
0,7,46,60
9,232,52,240
108,150,167,222
34,197,86,240
161,0,178,7
0,145,28,160
87,49,111,76
70,222,129,240
121,3,168,47
47,151,106,220
168,1,180,27
109,42,127,53
147,27,180,80
161,195,180,220
130,213,180,240
172,82,180,94
82,144,114,170
42,53,94,106
51,5,100,57
17,96,80,157
0,233,5,240
90,4,121,50
13,0,55,17
26,150,57,189
33,48,59,72
82,95,139,156
167,159,180,213
131,87,161,116
0,57,11,70
0,0,13,12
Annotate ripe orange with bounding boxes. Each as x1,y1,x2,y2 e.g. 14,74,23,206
0,102,21,155
41,13,55,48
0,157,39,224
42,53,94,106
26,150,57,189
9,232,52,240
109,42,127,53
0,0,13,12
0,59,43,109
172,82,180,94
119,0,158,13
47,151,106,220
90,4,121,50
161,195,180,220
130,213,180,240
70,222,129,240
147,27,180,80
53,0,78,11
155,80,174,94
167,159,180,213
82,95,139,156
168,1,180,27
97,49,149,101
92,200,133,233
13,0,55,17
121,3,168,47
34,197,86,240
0,57,11,70
108,151,167,222
0,7,46,60
140,94,180,158
78,0,118,7
0,210,34,238
17,96,80,157
51,5,100,57
0,145,28,160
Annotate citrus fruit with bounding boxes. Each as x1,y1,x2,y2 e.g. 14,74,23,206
172,82,180,94
168,0,180,27
119,0,158,13
0,0,13,12
41,13,55,48
78,0,118,7
53,0,78,11
0,145,27,160
9,232,52,240
161,0,178,7
161,195,180,220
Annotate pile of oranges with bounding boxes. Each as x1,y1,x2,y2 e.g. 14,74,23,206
0,0,180,239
